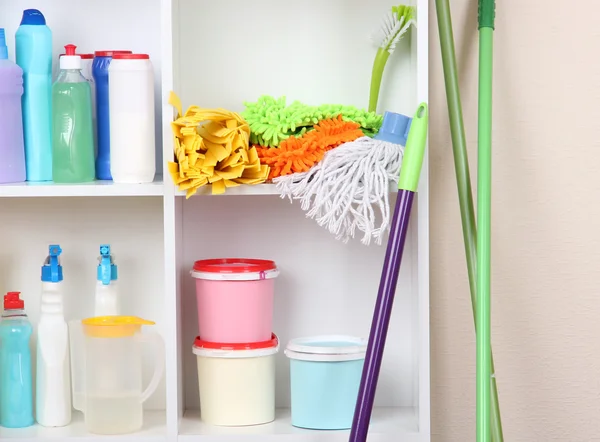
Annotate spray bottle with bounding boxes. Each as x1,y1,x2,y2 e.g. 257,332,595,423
36,245,71,427
95,244,119,316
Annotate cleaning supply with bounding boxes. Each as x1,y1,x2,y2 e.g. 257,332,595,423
95,244,119,316
0,29,26,184
256,116,364,180
15,8,53,182
109,53,156,183
435,0,504,439
476,1,496,440
93,50,132,180
275,112,411,245
52,44,95,183
36,245,71,427
368,5,416,112
242,95,383,147
285,335,366,430
350,103,427,442
70,316,164,435
168,92,270,196
0,292,34,428
191,259,279,343
193,334,278,426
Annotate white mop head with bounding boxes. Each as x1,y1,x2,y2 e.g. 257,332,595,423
274,137,404,245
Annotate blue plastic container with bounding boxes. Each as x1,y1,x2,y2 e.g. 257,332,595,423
285,335,366,430
15,9,53,182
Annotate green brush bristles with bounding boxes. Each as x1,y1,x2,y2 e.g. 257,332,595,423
242,95,383,147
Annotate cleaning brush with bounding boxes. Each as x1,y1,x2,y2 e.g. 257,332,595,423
369,4,416,112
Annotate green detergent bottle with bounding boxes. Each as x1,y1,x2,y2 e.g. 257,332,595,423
52,44,95,183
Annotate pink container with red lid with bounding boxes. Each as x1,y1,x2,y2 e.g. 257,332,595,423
190,258,279,343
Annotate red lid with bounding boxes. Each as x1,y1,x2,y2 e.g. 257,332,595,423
64,44,76,56
94,50,133,57
4,292,24,310
193,258,276,274
80,54,94,59
194,333,278,351
112,53,150,60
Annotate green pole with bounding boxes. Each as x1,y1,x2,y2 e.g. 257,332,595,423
477,1,495,441
434,1,504,440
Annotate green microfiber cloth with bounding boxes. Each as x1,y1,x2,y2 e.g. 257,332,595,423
242,95,383,147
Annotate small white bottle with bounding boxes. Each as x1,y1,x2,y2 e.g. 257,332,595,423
95,244,119,316
36,244,71,427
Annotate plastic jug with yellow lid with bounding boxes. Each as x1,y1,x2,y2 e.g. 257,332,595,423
68,315,164,435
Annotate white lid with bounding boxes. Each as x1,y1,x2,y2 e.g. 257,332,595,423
60,55,81,70
285,335,367,362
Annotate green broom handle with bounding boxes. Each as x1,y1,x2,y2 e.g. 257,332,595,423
478,0,495,441
435,0,504,440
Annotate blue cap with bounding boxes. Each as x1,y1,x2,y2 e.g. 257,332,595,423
97,245,118,285
0,29,7,59
20,9,46,26
374,111,412,146
41,245,63,283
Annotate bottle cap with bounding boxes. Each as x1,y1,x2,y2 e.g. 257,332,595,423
374,111,412,146
0,29,7,60
4,292,24,310
97,244,118,285
20,9,46,26
60,44,82,70
42,245,64,283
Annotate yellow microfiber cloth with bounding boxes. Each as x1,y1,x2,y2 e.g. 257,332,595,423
168,92,270,196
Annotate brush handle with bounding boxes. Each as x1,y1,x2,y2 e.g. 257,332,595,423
398,103,428,191
478,0,496,29
368,48,390,113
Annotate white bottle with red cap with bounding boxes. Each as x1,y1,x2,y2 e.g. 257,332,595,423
108,53,155,183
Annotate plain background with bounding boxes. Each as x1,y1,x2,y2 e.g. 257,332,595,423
428,0,600,440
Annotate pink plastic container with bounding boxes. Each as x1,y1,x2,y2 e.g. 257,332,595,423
191,259,279,343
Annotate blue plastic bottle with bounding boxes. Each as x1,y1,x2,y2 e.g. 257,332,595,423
16,9,53,182
0,292,34,428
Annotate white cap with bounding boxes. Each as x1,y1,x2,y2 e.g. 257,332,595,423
60,44,82,70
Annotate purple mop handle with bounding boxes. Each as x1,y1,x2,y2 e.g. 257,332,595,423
349,189,415,442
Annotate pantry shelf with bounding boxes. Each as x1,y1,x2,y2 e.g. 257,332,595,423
0,410,166,442
0,176,164,197
178,407,425,442
174,183,279,197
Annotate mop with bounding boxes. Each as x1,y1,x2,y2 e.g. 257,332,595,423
349,103,428,442
435,0,504,439
274,111,411,245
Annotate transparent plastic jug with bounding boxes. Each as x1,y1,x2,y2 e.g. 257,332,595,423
69,316,164,434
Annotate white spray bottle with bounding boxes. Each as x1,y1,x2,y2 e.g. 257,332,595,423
95,244,118,316
36,244,71,427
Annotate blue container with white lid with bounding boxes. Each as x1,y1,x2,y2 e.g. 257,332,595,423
284,335,367,430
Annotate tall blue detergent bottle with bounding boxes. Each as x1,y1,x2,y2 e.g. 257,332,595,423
16,9,53,182
0,292,34,428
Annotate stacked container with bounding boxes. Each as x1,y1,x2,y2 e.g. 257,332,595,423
191,258,279,426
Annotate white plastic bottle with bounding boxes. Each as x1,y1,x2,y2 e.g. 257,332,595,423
108,53,155,183
95,244,119,316
36,245,71,427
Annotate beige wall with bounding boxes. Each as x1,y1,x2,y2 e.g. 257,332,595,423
428,0,600,440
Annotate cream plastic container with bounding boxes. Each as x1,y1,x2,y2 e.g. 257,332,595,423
193,334,278,426
108,53,155,183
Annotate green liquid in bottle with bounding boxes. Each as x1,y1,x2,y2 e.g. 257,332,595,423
52,80,95,183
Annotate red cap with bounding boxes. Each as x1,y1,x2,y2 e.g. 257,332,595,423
80,54,94,59
112,53,150,60
194,333,279,351
64,44,76,56
94,50,133,57
193,258,276,274
4,292,24,310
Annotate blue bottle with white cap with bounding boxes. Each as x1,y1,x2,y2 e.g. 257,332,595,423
95,244,119,316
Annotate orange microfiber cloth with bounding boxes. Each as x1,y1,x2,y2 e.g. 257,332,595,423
256,116,364,180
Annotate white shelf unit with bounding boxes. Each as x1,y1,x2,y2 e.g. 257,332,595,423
0,0,428,441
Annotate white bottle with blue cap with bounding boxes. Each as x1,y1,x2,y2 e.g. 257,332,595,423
36,245,72,427
95,245,119,316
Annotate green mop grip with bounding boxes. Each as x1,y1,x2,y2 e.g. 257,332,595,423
478,0,496,30
398,103,428,192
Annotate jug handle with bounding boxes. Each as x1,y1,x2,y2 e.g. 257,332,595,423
138,331,165,404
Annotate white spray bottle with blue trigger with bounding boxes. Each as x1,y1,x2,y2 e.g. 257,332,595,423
36,244,71,427
95,244,118,316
